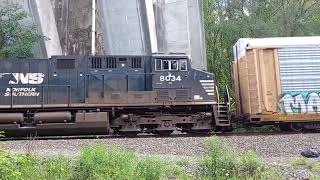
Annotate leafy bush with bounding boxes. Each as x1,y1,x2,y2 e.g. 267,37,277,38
176,158,191,167
73,145,136,180
0,149,42,180
291,157,312,168
136,156,166,180
239,151,264,177
43,156,73,180
164,164,195,180
201,136,279,180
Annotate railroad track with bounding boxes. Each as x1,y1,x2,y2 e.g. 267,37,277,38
0,130,314,141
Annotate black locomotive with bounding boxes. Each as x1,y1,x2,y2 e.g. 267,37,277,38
0,54,231,136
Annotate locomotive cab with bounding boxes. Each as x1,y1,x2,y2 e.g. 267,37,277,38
151,54,217,104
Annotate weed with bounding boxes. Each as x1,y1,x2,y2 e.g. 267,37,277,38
176,157,191,166
43,156,73,180
291,158,320,178
201,136,280,180
239,151,264,176
0,150,42,180
164,164,194,180
311,163,320,173
310,175,320,180
291,157,312,168
136,156,165,180
73,145,136,180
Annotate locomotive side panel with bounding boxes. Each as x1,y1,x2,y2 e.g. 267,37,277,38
85,56,149,105
49,56,86,105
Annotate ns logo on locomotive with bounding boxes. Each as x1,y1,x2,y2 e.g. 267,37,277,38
0,73,45,85
0,54,231,137
0,73,45,97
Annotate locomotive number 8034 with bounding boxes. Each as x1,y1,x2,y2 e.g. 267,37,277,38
0,54,232,137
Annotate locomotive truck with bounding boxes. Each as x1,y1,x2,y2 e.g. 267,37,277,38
0,54,232,136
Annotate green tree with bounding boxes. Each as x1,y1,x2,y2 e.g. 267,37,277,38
0,2,44,58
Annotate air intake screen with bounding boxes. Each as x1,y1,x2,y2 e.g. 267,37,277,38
57,59,76,69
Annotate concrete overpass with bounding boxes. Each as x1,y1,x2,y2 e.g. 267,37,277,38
12,0,207,70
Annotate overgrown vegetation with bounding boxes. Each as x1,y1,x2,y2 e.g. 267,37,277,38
0,145,190,180
203,0,320,94
291,157,320,178
232,125,280,133
0,137,280,180
201,136,279,179
0,2,44,58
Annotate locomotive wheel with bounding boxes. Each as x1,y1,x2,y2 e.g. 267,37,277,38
156,130,174,136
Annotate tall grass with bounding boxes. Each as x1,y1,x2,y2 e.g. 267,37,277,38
0,149,42,180
0,137,280,180
201,136,280,180
0,145,188,180
74,145,137,180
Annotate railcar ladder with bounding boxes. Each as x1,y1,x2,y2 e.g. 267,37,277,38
215,85,231,127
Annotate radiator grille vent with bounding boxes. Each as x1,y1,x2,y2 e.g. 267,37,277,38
156,90,169,102
111,93,120,99
175,89,190,101
134,93,144,99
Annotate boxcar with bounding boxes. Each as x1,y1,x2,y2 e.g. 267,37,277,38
233,37,320,131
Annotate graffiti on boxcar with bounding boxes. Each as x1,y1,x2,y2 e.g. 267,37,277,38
279,92,320,114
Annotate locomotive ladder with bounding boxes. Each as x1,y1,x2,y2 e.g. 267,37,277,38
215,85,231,127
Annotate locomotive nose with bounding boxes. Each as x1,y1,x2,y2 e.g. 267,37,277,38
199,80,215,96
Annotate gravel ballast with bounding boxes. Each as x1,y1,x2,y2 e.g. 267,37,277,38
2,133,320,179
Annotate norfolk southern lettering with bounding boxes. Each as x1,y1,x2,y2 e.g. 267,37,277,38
4,88,40,97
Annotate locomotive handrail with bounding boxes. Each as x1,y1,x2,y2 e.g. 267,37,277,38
225,85,231,108
10,87,13,108
215,85,220,115
101,74,105,97
8,85,72,108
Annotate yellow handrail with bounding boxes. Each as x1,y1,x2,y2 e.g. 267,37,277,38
225,85,230,108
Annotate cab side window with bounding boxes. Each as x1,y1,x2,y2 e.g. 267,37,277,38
155,59,162,71
171,61,178,70
163,60,170,70
155,59,187,71
180,60,187,71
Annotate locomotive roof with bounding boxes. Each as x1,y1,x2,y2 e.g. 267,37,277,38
233,36,320,60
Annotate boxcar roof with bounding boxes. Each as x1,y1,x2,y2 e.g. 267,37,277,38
233,36,320,60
